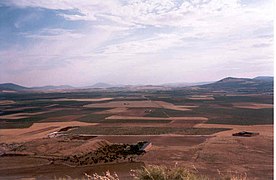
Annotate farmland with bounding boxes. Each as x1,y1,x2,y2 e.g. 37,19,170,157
0,86,273,179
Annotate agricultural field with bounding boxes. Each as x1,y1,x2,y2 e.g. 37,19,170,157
0,88,273,179
0,0,273,178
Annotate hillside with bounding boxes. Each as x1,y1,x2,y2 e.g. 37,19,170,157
0,76,273,93
200,76,273,94
0,83,29,92
31,85,74,91
0,83,75,92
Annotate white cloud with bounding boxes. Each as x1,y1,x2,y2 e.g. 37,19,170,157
0,0,273,85
101,33,183,55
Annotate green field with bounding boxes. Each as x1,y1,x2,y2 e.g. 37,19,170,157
67,126,230,135
0,90,273,129
145,108,189,117
102,119,172,123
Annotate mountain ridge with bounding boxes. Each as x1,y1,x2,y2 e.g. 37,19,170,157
199,76,273,93
0,76,273,92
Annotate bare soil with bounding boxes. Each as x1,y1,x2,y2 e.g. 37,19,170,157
53,98,114,102
195,124,273,137
233,103,273,109
0,94,273,179
0,158,143,180
0,121,97,143
140,124,273,179
0,100,16,105
188,95,215,100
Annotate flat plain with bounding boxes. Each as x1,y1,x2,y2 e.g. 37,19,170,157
0,82,273,179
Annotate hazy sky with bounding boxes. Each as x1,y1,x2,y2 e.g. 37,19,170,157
0,0,273,86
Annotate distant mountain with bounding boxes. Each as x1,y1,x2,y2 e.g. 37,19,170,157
253,76,273,81
0,76,273,93
0,83,29,91
0,83,75,92
162,81,213,87
200,76,273,93
31,85,74,90
86,83,123,89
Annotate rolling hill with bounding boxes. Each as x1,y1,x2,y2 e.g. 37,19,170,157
0,76,273,93
199,76,273,94
0,83,74,92
31,85,74,91
0,83,29,91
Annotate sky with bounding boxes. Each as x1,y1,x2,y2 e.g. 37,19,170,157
0,0,273,87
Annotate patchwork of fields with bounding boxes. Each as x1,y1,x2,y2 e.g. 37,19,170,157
0,90,273,179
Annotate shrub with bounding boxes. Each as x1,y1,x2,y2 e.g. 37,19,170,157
132,165,206,180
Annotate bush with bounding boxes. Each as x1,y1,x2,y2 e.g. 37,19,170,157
132,165,206,180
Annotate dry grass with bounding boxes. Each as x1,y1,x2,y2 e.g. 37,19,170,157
132,165,207,180
55,171,119,180
217,169,248,180
56,165,249,180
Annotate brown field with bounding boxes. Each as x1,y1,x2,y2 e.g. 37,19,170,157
19,138,110,156
195,123,273,137
92,123,273,179
188,95,215,100
233,103,273,109
53,98,114,102
189,125,273,179
0,100,16,105
0,158,143,180
0,92,273,179
0,113,29,119
154,101,191,111
0,121,97,143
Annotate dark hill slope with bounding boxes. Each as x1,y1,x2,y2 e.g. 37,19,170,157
31,85,74,90
199,77,273,94
0,83,29,91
